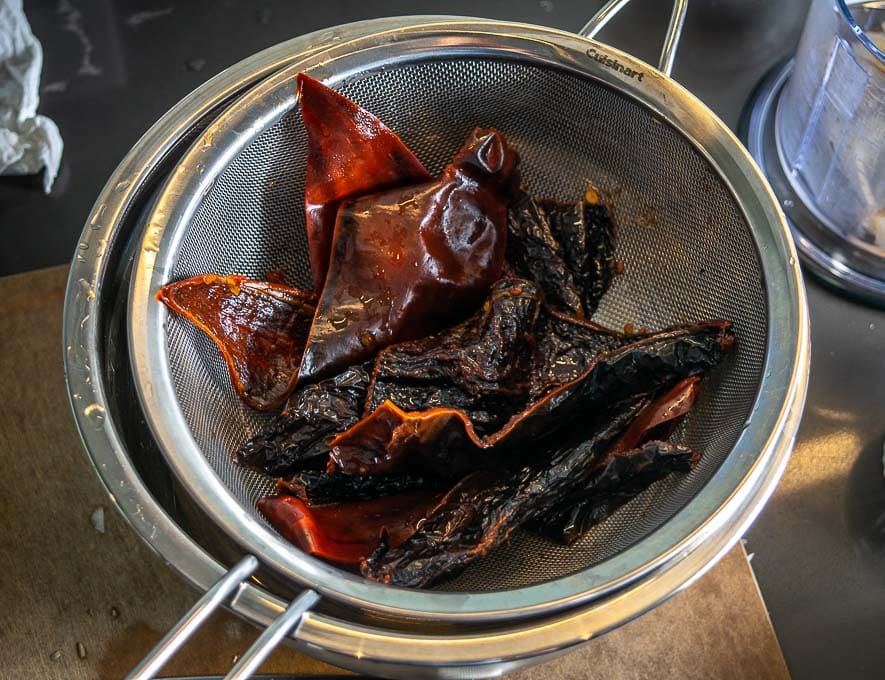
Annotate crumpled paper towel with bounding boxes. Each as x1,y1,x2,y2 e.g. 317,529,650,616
0,0,62,192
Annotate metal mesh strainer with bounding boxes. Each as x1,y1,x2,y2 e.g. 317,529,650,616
123,10,807,680
166,57,766,592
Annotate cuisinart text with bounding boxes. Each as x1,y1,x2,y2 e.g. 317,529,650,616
586,47,645,81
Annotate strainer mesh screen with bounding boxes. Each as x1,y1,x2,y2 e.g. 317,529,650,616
166,59,766,592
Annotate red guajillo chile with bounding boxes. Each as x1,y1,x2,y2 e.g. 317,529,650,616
257,490,441,564
297,128,520,384
298,73,431,291
156,274,315,411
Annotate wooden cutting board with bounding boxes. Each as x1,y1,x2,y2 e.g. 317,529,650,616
0,265,790,680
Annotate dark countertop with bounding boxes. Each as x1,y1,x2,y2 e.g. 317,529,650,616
4,1,885,679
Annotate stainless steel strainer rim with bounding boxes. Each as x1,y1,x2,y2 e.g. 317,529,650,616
128,18,808,623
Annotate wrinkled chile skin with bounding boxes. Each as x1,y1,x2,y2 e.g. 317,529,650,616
537,441,698,545
330,295,732,479
541,194,617,317
279,469,432,504
297,128,520,384
236,364,370,476
365,278,543,434
360,405,646,586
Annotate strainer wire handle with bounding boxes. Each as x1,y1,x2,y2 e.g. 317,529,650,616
127,556,260,679
226,589,321,679
579,0,689,77
127,556,319,680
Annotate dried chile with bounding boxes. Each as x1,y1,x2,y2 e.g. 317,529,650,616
506,190,584,316
360,404,647,586
236,364,370,475
278,470,432,504
330,284,732,477
540,188,616,317
298,73,431,291
536,441,698,545
531,376,701,544
362,277,627,437
527,308,631,401
297,128,520,384
608,376,701,454
258,490,441,564
364,278,542,433
156,274,315,411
